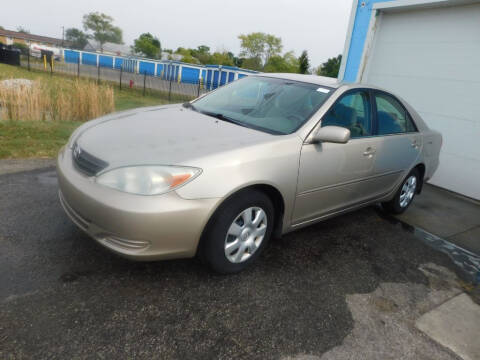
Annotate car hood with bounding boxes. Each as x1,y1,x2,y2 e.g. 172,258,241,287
75,105,275,168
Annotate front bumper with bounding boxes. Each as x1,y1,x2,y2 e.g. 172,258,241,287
56,147,221,261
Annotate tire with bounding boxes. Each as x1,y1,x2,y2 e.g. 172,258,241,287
382,168,420,214
199,189,274,274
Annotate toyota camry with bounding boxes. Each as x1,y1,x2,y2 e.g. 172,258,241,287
57,73,442,273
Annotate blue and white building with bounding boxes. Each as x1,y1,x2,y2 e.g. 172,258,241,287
339,0,480,199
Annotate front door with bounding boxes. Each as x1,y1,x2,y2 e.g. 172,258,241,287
292,89,382,225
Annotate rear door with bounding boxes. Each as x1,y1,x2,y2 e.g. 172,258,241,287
367,91,422,197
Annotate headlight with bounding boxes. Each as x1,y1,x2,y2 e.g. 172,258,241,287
96,166,201,195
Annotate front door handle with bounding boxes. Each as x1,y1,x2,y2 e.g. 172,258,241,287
363,147,376,157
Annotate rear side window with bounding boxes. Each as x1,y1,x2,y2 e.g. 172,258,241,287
322,90,372,138
375,93,417,135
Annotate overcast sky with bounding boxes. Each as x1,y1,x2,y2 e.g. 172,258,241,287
2,0,353,66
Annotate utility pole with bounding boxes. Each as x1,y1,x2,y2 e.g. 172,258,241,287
61,26,64,47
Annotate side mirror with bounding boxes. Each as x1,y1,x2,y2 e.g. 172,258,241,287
312,126,351,144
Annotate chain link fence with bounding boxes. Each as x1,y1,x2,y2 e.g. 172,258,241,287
18,52,213,102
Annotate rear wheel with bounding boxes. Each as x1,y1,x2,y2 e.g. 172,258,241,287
382,168,420,214
200,190,274,274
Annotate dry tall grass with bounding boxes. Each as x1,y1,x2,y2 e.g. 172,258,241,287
0,78,114,122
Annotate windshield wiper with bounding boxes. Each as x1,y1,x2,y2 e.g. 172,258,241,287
183,103,241,126
200,110,244,126
182,102,198,112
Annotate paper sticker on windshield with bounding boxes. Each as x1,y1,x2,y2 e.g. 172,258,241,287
316,87,330,93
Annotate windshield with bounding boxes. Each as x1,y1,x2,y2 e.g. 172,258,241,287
192,76,333,135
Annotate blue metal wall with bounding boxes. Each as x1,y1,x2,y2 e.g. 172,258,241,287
139,61,155,75
181,67,200,84
99,55,113,68
156,63,164,77
114,57,123,70
342,0,394,82
64,50,79,63
81,52,97,66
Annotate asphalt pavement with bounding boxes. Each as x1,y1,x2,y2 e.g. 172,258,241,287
0,164,475,359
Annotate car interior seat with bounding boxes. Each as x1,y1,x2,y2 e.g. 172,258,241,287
377,111,403,134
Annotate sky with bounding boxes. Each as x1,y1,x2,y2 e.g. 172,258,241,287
2,0,353,67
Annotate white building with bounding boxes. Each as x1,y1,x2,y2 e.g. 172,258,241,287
339,0,480,200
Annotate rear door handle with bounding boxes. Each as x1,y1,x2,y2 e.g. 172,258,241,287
411,140,420,149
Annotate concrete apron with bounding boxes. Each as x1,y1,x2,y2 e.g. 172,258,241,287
416,293,480,360
378,209,480,285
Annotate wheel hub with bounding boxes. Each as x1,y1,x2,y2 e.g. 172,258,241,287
224,207,267,263
400,175,417,208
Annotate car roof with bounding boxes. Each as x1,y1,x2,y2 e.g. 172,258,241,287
254,73,341,88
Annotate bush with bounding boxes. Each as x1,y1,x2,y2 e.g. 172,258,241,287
0,78,114,121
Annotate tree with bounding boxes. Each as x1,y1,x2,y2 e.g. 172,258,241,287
317,55,342,78
263,51,299,73
227,52,242,67
133,33,161,59
264,34,282,65
16,26,30,33
209,51,234,66
298,50,310,74
191,45,211,64
180,54,200,64
240,57,262,71
65,28,89,50
83,12,123,52
238,32,282,68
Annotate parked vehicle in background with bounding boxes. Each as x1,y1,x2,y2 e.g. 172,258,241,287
57,73,442,273
29,43,62,60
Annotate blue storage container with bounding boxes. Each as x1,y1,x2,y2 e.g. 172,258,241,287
64,50,79,64
206,70,213,89
156,63,164,77
82,52,97,66
99,55,113,68
139,61,155,75
213,70,219,89
181,67,200,84
174,66,179,82
114,57,123,70
220,71,227,86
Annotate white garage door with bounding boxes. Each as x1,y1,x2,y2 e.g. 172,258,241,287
361,3,480,200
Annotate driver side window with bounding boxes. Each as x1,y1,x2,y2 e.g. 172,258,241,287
321,90,372,138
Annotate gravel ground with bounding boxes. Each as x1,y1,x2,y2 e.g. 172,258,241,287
0,162,471,359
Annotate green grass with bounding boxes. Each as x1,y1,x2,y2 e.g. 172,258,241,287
0,120,82,158
0,63,185,159
114,87,171,111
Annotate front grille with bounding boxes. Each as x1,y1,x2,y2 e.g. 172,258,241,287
72,142,108,176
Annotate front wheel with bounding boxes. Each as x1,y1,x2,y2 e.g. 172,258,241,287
382,168,420,214
199,190,274,274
